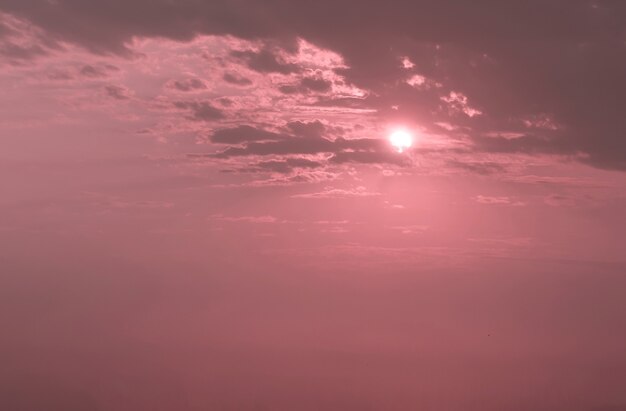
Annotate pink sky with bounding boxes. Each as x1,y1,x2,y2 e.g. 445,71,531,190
1,2,626,410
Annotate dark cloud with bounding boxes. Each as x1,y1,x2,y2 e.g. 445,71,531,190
0,20,10,38
222,72,252,86
211,121,328,145
207,122,400,166
231,48,299,74
446,160,507,175
79,64,107,78
329,150,409,166
104,85,130,100
236,157,323,173
78,64,118,78
279,76,332,94
285,120,326,139
170,78,206,91
310,96,370,109
210,125,287,144
472,133,569,156
258,157,321,171
211,137,334,158
300,76,332,92
0,41,46,62
277,84,300,94
174,101,225,121
334,136,386,151
217,97,233,106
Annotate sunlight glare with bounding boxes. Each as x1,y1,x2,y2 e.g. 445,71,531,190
389,129,413,153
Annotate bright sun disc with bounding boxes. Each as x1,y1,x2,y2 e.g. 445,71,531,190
389,129,413,152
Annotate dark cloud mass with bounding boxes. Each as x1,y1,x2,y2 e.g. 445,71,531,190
3,0,626,168
246,158,323,173
286,120,327,139
300,76,332,92
210,125,288,144
174,101,224,121
231,48,300,74
279,76,333,94
206,121,399,167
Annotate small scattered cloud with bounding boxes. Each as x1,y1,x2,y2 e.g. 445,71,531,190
104,85,132,100
543,193,599,208
441,91,482,117
474,195,526,206
210,214,279,223
222,72,252,86
80,64,118,78
401,56,415,69
169,78,207,92
388,224,428,234
292,186,380,199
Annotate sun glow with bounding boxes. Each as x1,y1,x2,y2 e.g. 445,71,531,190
389,129,413,152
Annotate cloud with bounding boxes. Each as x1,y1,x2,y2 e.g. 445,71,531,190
80,65,104,77
300,76,332,92
0,11,51,63
210,137,334,158
285,120,328,137
210,125,288,144
447,160,506,175
0,40,46,62
504,175,607,187
231,48,299,74
329,150,409,166
174,101,225,121
210,214,279,223
2,1,626,169
209,133,393,161
279,76,332,94
203,122,397,164
441,91,482,117
222,72,252,86
473,195,526,206
292,186,381,199
242,169,340,186
169,78,206,92
248,158,323,173
104,85,131,100
543,193,599,208
388,224,429,234
79,64,119,78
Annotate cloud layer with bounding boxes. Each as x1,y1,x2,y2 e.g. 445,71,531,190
2,1,626,170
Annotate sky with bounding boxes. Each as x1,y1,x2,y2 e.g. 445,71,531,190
1,1,626,410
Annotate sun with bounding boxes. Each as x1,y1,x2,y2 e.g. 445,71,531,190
389,129,413,153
